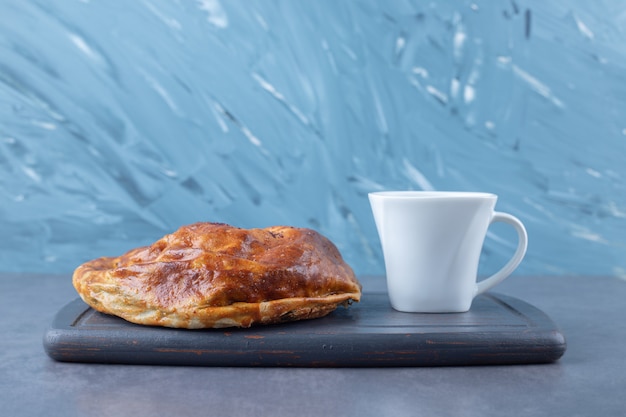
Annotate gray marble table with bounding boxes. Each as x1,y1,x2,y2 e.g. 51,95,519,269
1,272,624,417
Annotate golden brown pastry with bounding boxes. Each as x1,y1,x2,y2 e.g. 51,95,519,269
73,222,361,328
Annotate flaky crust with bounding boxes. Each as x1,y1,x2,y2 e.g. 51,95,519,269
73,222,361,328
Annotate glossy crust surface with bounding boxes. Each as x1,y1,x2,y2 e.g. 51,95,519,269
73,222,361,328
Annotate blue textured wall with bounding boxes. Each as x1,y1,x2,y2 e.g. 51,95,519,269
1,1,625,277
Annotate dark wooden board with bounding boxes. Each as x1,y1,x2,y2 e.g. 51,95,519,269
43,292,566,367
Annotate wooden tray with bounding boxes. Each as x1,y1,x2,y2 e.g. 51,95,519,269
43,292,566,367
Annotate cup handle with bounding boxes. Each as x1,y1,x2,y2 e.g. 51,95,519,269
475,212,528,296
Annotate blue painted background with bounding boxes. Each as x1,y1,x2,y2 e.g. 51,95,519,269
1,1,625,277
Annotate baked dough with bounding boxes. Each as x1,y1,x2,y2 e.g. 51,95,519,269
73,222,361,328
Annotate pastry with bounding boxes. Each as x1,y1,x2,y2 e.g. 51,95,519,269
73,222,361,328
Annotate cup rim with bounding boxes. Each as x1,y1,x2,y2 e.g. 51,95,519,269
368,191,497,199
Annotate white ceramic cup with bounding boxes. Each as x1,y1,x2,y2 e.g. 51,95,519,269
369,191,528,313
